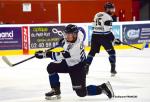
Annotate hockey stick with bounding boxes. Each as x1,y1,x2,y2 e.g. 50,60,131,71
2,56,35,67
2,46,63,67
121,41,146,50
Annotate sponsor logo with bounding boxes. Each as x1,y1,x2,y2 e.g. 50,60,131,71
22,27,29,54
52,28,64,36
0,30,14,40
126,29,140,40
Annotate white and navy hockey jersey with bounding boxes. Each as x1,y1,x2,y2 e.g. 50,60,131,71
50,31,86,67
93,12,113,34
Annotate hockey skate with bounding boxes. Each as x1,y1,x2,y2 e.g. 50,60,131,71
45,88,61,100
111,70,117,77
100,81,114,99
111,64,117,77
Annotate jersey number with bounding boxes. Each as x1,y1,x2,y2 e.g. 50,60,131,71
96,18,102,26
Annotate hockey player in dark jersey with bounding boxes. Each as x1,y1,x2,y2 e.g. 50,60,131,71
85,2,121,76
35,24,114,100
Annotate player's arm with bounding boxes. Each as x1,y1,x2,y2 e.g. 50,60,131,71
104,20,113,26
34,49,71,60
53,42,83,61
104,13,113,26
51,42,84,62
103,15,121,45
45,50,71,61
34,38,66,59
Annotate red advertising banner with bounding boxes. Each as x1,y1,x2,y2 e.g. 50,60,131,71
22,26,29,55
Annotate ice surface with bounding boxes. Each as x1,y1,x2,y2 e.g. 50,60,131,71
0,49,150,102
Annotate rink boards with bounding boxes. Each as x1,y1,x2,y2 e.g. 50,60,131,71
0,21,150,55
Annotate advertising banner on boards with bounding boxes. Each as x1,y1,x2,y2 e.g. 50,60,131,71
0,27,22,50
30,26,65,49
122,24,150,44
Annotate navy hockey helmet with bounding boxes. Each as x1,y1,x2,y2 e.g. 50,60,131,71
104,2,115,10
64,24,79,34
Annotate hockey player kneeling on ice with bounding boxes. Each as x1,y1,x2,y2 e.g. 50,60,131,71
35,24,114,100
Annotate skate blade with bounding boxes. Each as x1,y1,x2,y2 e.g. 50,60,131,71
45,95,61,100
106,81,115,98
111,73,116,77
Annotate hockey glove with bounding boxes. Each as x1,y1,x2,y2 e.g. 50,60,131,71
35,51,46,59
46,51,53,59
114,39,121,45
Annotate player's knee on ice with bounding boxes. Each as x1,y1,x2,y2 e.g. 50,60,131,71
74,88,87,97
74,85,102,97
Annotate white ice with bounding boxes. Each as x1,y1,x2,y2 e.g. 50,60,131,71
0,48,150,102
